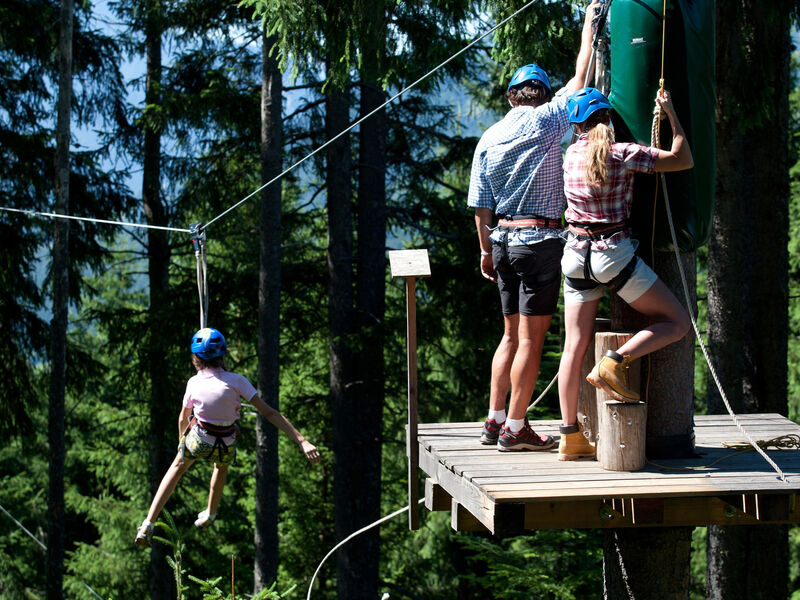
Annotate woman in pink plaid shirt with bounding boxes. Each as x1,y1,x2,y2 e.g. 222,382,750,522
555,88,693,461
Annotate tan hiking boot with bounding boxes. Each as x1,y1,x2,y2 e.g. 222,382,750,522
558,423,595,461
586,351,640,402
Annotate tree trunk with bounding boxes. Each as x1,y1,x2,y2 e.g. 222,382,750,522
325,58,360,598
46,0,72,596
254,31,283,593
142,4,173,597
604,249,696,598
332,2,388,597
705,2,791,598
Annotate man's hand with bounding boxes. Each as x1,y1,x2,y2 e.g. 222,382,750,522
480,253,497,282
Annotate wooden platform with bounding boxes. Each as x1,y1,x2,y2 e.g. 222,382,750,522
418,413,800,534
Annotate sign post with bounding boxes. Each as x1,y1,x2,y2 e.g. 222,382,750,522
389,249,431,530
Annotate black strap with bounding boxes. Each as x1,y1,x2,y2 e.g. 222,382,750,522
567,255,638,294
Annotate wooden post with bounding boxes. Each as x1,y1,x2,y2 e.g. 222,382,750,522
389,249,431,530
592,331,645,471
597,401,647,471
578,318,611,443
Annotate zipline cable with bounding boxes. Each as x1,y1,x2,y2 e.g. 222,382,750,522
307,498,425,600
0,502,105,600
0,205,192,233
203,0,543,231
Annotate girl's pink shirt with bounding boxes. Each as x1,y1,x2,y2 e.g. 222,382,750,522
182,368,257,425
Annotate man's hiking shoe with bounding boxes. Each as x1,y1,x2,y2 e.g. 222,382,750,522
558,423,595,461
498,421,554,452
480,418,503,445
586,352,640,402
194,510,216,529
134,520,153,548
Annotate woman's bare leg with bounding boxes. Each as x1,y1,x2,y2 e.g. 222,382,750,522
617,279,690,359
558,299,601,426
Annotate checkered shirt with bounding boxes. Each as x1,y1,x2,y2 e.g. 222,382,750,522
467,89,571,246
563,138,658,225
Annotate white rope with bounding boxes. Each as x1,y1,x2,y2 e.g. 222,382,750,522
0,503,105,600
0,205,192,233
527,372,558,412
204,0,542,230
659,173,789,483
307,499,425,600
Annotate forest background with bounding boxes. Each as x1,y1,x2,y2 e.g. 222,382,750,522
1,0,799,598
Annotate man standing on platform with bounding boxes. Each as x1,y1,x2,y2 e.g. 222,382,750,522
468,4,597,451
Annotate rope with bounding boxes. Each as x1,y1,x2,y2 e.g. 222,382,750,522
644,0,788,483
204,0,543,230
527,371,558,412
307,499,425,600
0,503,105,600
660,176,789,483
190,223,209,328
0,205,192,233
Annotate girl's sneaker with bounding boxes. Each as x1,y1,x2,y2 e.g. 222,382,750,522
194,509,216,529
134,520,153,548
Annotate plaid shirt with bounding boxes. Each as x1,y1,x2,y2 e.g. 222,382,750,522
467,89,570,246
563,138,658,225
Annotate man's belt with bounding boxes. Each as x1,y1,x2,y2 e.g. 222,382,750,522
497,215,562,229
568,222,628,239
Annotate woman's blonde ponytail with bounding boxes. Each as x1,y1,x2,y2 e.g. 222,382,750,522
584,121,614,187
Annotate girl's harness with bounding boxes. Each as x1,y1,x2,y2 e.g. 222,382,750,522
188,416,238,458
565,222,638,293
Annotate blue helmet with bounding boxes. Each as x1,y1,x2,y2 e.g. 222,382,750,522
191,328,227,359
507,63,551,95
567,87,613,124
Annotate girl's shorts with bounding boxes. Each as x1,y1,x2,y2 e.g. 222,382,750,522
179,424,237,465
562,237,657,305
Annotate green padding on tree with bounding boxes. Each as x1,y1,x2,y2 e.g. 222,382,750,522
609,0,715,251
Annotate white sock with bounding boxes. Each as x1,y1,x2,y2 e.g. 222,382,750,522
505,417,525,433
488,409,506,424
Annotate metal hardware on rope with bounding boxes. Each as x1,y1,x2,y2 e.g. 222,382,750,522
584,0,612,88
190,222,209,329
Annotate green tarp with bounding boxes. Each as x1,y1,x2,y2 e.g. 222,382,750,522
609,0,715,251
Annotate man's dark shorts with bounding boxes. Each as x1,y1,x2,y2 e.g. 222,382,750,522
492,237,563,316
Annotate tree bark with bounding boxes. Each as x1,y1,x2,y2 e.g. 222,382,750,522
325,58,360,599
337,1,388,596
46,0,72,596
142,3,173,597
604,249,696,598
254,30,283,593
705,2,791,598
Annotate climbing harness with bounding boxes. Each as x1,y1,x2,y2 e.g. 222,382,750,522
563,222,638,294
185,416,238,462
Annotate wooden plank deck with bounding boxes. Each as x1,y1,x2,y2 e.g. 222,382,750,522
418,413,800,534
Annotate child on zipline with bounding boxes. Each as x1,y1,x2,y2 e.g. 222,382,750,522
135,327,320,547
